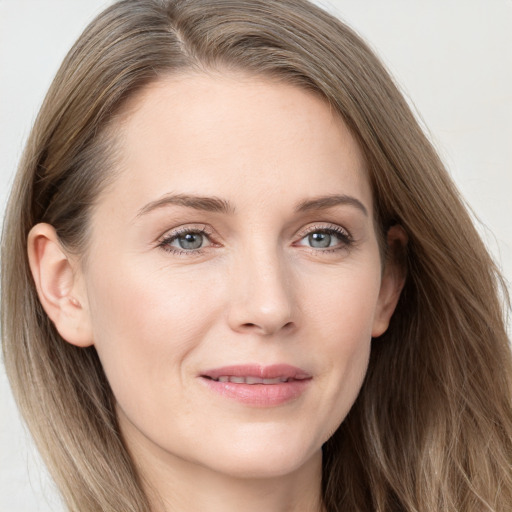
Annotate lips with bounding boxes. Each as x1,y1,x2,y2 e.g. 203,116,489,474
199,364,312,406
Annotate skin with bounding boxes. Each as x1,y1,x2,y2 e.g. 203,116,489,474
28,72,405,512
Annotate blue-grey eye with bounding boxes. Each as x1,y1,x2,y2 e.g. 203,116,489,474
176,232,204,250
159,228,213,254
308,232,332,248
296,227,351,250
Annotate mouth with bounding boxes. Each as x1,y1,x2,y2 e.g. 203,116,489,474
199,364,312,406
204,375,298,384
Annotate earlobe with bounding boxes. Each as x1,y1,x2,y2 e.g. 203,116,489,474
27,223,93,347
372,225,408,338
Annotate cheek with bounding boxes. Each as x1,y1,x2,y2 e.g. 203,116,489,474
84,256,224,413
300,262,381,435
302,257,382,347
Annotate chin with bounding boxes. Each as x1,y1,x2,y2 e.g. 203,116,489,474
212,453,318,480
194,427,324,480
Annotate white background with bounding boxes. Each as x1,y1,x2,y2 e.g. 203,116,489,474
1,1,511,510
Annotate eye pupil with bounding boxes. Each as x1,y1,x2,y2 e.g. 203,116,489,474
178,233,203,250
309,232,331,248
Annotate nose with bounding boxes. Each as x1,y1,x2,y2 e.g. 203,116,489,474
226,247,296,336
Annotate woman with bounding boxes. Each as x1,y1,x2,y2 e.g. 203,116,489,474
2,1,511,511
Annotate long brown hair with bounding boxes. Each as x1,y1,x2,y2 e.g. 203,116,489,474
2,1,511,510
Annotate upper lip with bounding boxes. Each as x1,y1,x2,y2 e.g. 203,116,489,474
200,364,311,381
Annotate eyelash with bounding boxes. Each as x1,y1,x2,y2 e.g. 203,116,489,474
157,223,353,256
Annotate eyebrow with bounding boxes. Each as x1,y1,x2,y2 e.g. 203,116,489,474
136,192,368,218
295,194,368,216
136,193,235,217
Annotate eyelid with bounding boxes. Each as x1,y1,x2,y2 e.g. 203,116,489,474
294,222,352,241
157,223,212,240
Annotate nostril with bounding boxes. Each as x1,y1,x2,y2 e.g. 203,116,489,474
281,321,295,333
239,320,295,336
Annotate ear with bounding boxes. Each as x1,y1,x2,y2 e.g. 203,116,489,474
372,225,408,338
27,223,93,347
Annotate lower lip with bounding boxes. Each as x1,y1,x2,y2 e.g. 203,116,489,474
200,377,311,407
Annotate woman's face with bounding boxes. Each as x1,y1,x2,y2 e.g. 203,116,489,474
74,73,399,479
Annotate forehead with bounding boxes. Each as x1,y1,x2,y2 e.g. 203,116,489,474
98,72,371,217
